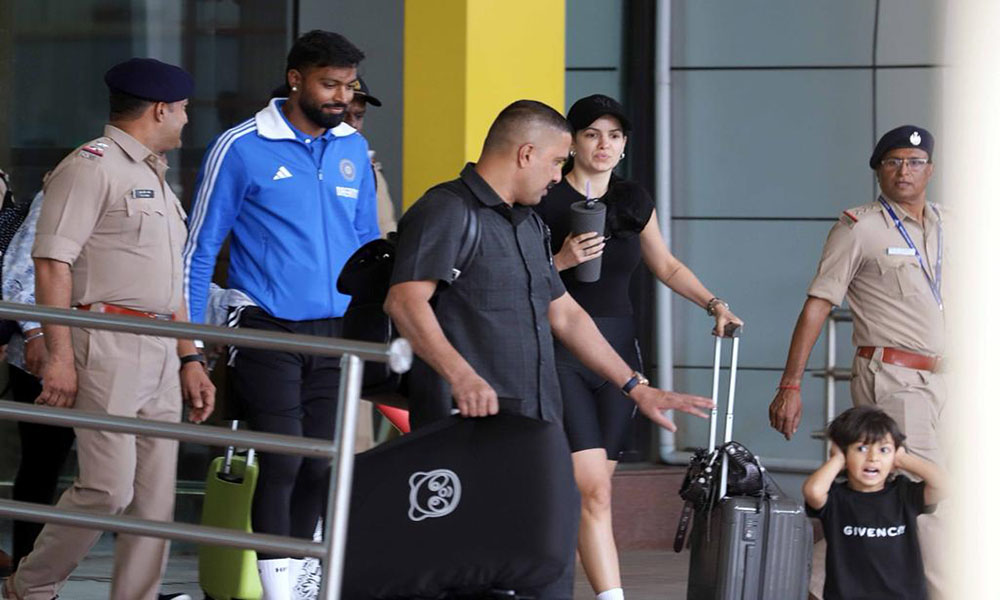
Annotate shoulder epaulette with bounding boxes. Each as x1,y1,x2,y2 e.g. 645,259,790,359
839,202,881,228
77,137,111,160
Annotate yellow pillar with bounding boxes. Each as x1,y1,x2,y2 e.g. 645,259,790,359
402,0,565,209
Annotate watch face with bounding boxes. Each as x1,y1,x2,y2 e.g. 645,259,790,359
636,372,649,385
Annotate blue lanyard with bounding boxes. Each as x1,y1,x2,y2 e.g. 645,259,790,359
878,197,943,310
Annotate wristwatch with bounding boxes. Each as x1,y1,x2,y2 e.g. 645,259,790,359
706,297,729,316
180,353,206,367
621,371,650,396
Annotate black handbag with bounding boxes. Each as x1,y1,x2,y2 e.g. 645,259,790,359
674,440,766,552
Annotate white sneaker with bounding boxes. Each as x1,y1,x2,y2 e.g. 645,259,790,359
257,558,292,600
293,558,321,600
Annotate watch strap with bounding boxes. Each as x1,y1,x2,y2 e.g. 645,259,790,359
621,371,648,396
180,353,206,366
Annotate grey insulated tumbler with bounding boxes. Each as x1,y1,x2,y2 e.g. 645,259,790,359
569,200,606,282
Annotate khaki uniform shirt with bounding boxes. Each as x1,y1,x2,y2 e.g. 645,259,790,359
373,159,397,236
32,125,187,314
808,197,946,356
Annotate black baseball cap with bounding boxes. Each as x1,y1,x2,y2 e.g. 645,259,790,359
566,94,631,133
352,77,382,107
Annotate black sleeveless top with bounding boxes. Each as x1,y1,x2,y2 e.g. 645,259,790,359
534,176,655,317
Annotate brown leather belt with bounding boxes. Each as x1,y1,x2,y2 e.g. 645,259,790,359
77,303,175,321
857,346,940,372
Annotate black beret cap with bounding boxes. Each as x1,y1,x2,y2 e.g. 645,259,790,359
104,58,194,103
567,94,631,133
869,125,934,169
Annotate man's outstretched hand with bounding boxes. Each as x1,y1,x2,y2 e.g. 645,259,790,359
630,385,714,432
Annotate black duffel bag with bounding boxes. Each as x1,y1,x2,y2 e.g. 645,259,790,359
342,413,578,599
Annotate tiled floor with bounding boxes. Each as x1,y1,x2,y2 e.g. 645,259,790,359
574,549,689,599
2,537,689,599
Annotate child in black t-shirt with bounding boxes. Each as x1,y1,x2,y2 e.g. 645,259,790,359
803,406,945,600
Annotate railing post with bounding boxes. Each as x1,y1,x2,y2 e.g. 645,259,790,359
319,353,364,600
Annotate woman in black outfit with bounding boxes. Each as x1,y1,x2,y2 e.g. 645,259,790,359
534,95,744,600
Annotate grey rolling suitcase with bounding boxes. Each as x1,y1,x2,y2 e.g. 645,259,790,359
683,329,812,600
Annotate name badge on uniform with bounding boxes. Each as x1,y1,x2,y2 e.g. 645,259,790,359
131,189,155,199
886,247,917,256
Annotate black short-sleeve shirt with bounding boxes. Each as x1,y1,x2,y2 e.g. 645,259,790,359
807,476,933,600
391,163,567,425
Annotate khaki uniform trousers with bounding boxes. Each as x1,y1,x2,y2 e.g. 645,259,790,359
851,351,947,600
13,328,181,600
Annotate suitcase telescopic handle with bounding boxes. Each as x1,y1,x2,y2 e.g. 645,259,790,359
707,329,741,500
708,325,742,448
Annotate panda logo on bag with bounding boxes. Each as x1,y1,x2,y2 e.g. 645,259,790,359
408,469,462,522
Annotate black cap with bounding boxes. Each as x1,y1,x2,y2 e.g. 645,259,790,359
869,125,934,169
352,77,382,107
566,94,631,133
104,58,194,103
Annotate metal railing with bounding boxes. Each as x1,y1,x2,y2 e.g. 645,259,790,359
810,307,853,458
0,300,412,600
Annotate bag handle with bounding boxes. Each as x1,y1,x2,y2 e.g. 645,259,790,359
712,326,741,500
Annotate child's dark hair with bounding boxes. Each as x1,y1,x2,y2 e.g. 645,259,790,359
828,406,906,451
286,30,365,74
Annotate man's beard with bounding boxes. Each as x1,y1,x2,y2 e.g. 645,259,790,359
298,95,346,129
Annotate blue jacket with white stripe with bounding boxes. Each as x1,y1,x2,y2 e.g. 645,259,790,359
183,99,380,324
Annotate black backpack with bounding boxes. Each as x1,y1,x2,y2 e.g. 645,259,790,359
336,184,482,401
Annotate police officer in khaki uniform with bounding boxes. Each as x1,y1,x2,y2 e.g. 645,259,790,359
5,58,215,600
768,125,946,599
344,77,397,237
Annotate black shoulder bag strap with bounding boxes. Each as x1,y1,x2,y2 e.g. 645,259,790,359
673,502,695,552
448,188,482,283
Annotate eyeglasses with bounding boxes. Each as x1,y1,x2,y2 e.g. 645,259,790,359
879,157,931,171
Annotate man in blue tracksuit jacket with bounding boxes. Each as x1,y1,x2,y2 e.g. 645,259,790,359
182,30,378,597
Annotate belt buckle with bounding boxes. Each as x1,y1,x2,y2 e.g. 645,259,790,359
151,312,172,321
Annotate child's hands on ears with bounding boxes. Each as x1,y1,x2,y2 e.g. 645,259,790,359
893,445,909,470
829,442,845,465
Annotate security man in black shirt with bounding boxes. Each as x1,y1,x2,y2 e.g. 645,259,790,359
385,100,713,598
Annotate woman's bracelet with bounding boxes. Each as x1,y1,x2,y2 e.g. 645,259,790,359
706,297,729,316
777,384,800,391
24,331,45,343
